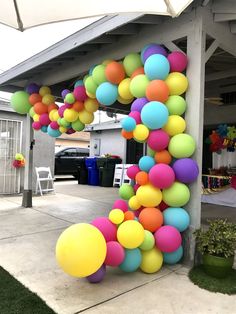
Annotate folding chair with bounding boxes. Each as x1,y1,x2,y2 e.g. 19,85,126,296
113,164,124,187
122,164,135,184
35,167,55,196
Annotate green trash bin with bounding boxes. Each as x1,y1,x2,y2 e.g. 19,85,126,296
97,157,122,187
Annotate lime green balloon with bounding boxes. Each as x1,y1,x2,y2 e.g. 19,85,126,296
147,146,155,157
11,91,31,114
130,74,149,98
162,182,190,207
92,64,107,85
165,95,187,116
123,53,143,77
72,119,85,131
139,230,155,251
168,133,196,158
29,106,35,117
119,184,135,200
83,74,89,84
65,93,75,104
84,76,98,94
60,118,71,128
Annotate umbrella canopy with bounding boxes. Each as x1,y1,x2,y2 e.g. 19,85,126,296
0,0,193,31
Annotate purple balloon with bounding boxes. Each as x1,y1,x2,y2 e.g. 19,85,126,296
172,158,199,183
143,44,168,63
26,83,40,94
61,89,70,99
66,128,76,134
131,97,148,113
86,264,106,283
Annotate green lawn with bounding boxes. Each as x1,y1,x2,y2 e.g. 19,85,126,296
0,266,55,314
189,265,236,295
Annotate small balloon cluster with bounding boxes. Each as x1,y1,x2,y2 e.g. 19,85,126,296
56,44,199,283
12,153,25,168
206,124,236,153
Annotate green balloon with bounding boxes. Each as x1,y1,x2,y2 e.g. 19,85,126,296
92,64,107,85
168,134,195,158
29,106,35,117
147,146,155,157
139,230,155,251
72,119,85,131
60,118,71,128
119,184,135,200
123,53,143,77
84,76,98,94
130,74,149,98
162,182,190,207
165,95,187,116
83,74,89,84
65,93,75,104
11,91,31,114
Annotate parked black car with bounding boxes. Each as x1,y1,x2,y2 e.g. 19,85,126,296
55,147,89,177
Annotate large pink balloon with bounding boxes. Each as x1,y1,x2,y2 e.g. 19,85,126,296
155,225,182,253
149,164,175,189
112,199,128,212
147,130,170,151
167,51,188,73
105,241,125,266
91,217,117,242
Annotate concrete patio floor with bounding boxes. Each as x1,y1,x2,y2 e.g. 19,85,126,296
0,180,236,314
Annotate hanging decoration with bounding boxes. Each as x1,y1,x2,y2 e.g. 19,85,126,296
206,124,236,153
12,153,25,168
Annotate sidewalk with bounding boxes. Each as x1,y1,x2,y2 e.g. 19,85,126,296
0,181,235,314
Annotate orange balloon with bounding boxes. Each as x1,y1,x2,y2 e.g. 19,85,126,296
124,211,135,221
135,171,149,186
73,101,84,112
131,67,144,79
34,102,48,114
154,150,172,165
105,61,125,84
29,93,42,105
121,129,133,139
48,103,59,112
146,80,169,102
139,207,163,232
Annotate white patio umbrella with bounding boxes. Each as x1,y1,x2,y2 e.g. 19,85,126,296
0,0,193,31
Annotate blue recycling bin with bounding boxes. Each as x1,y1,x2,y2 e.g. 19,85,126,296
85,157,99,186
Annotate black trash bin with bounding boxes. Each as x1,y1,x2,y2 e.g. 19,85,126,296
76,157,88,184
97,157,122,187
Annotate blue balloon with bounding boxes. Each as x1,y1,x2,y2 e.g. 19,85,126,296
163,207,190,232
163,246,183,264
144,54,170,80
121,117,136,132
47,126,61,138
96,82,118,106
141,101,169,129
119,248,142,272
139,156,155,172
74,80,84,88
41,126,48,133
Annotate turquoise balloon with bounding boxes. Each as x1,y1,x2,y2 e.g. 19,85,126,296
163,246,183,264
96,82,118,106
144,54,170,80
41,126,48,133
141,101,169,130
163,207,190,232
119,248,142,272
121,117,136,132
74,80,84,88
11,91,31,114
47,126,61,138
139,156,155,172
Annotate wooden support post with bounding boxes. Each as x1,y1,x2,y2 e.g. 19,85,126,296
184,12,206,265
22,114,34,207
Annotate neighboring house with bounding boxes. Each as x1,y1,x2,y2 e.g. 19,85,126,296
55,131,90,150
0,101,55,194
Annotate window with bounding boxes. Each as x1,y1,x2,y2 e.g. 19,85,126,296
63,148,77,156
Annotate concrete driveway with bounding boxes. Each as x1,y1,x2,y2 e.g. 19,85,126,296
0,180,235,314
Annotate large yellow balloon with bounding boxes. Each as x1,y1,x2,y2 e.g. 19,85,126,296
128,195,141,210
56,223,107,277
162,115,186,136
117,220,144,249
42,94,55,105
52,110,60,122
49,109,57,121
118,78,133,100
140,247,163,273
109,209,124,224
117,95,134,105
165,72,188,95
133,124,149,142
64,109,79,123
84,98,99,113
78,110,94,124
136,184,162,207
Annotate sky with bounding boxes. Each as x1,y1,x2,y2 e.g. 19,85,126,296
0,19,125,123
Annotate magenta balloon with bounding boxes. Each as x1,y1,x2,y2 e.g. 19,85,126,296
73,85,87,102
133,183,140,192
105,241,125,266
112,199,128,212
58,105,67,118
172,158,199,183
39,113,50,126
91,217,117,242
155,225,182,253
32,121,41,130
86,264,106,283
143,44,168,63
147,130,170,151
167,51,188,73
131,97,148,112
128,111,141,124
66,128,76,134
50,121,59,130
149,164,175,189
127,165,140,179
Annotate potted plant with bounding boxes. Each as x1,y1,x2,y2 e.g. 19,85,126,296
194,219,236,278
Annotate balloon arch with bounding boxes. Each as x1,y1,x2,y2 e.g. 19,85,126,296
11,43,199,282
